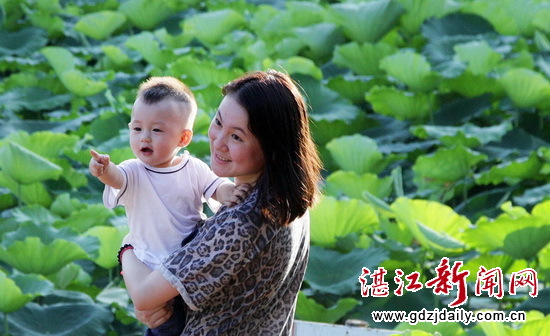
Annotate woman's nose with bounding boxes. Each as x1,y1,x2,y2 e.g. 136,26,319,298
210,133,226,151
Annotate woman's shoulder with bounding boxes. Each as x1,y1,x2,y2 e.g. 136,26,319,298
204,189,275,238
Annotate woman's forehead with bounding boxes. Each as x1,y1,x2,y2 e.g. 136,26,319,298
218,96,250,130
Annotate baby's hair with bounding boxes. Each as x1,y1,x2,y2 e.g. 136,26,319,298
136,77,197,127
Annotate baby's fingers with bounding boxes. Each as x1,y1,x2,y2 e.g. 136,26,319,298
90,149,101,161
235,183,252,196
90,149,110,165
226,183,252,206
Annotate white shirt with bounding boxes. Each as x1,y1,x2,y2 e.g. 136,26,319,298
103,152,225,269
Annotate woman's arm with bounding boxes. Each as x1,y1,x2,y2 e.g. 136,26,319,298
120,249,179,311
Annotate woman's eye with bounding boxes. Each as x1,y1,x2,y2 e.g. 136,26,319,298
231,134,242,142
153,128,162,132
214,118,222,127
133,127,141,131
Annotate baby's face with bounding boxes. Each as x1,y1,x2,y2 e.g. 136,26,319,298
128,98,189,168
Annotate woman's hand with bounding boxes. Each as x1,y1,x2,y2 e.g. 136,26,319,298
135,301,174,329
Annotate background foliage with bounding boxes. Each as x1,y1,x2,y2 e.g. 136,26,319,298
1,0,550,335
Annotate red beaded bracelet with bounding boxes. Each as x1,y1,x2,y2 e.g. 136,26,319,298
117,244,134,266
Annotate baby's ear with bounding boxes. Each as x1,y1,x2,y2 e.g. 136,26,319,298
179,129,193,147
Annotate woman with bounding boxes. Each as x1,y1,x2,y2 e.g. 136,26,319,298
120,70,322,335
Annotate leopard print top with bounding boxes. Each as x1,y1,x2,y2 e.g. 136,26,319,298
158,188,310,335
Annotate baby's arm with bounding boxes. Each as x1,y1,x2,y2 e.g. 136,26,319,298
214,181,252,207
89,149,124,189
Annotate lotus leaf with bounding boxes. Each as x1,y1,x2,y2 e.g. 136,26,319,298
311,117,370,150
118,0,172,30
515,293,550,318
293,23,345,62
310,196,378,248
285,2,326,27
50,193,85,218
75,11,126,40
463,214,545,253
0,272,33,313
0,88,71,113
155,28,193,50
475,152,543,185
411,122,511,148
55,204,112,233
397,0,461,34
380,51,440,92
394,320,464,336
182,9,246,47
464,0,544,36
462,254,516,276
413,145,487,188
422,12,495,40
305,246,388,295
391,197,471,256
0,142,62,185
61,70,108,97
171,56,243,87
477,321,511,336
0,237,90,275
325,170,393,200
0,173,52,206
41,47,75,74
502,226,550,260
505,314,550,335
12,205,58,226
0,271,53,313
295,292,358,324
454,40,503,75
125,32,174,69
96,287,130,307
439,72,501,97
85,226,129,269
333,42,396,76
0,27,48,56
514,183,550,206
498,68,550,109
101,45,133,69
366,86,435,122
3,131,79,160
327,75,387,104
329,0,405,43
326,134,386,175
0,222,99,275
6,291,113,336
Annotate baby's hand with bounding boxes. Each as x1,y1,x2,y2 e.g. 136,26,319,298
224,183,252,207
89,149,111,177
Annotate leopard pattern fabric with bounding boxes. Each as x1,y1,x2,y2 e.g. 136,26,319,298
158,188,310,335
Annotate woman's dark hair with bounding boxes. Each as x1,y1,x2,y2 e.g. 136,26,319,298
222,70,322,225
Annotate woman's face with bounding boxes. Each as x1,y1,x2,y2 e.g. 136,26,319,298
208,95,266,185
